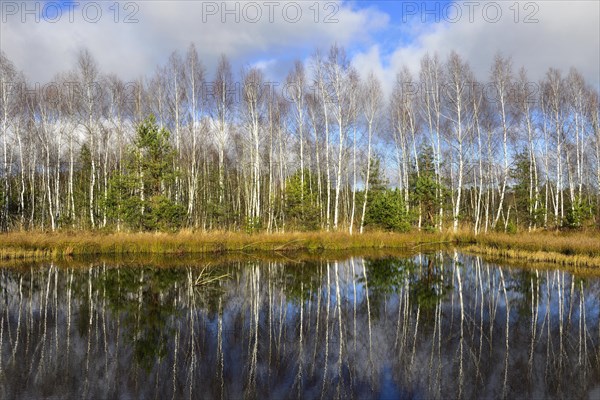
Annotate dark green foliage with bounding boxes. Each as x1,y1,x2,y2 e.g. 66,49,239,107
284,169,321,231
360,157,410,232
365,157,387,194
510,151,537,228
133,115,178,195
205,166,230,228
365,189,411,232
75,144,93,226
566,197,592,229
244,216,262,234
106,115,184,231
145,195,186,231
504,221,518,234
410,146,444,229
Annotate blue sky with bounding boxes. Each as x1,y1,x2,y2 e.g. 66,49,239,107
1,1,598,92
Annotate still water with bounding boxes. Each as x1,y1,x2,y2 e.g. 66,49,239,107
1,252,599,399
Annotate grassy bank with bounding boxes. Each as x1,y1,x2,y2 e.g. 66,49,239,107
456,231,600,268
0,248,430,271
0,230,451,261
1,230,599,269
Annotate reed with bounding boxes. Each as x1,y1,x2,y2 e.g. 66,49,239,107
0,230,451,261
455,231,600,258
463,245,600,267
1,229,599,269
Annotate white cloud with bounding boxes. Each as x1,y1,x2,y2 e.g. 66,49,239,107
0,0,388,82
2,0,597,95
351,1,600,95
351,45,387,86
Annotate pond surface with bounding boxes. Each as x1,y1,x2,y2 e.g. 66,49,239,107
1,252,599,399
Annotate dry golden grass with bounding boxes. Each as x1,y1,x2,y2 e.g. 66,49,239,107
1,229,599,270
462,245,600,268
453,229,600,268
0,248,427,271
0,230,451,261
455,230,600,258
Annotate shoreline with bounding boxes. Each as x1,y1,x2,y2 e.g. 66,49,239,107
1,230,599,269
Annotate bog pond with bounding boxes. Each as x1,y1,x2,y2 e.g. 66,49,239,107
1,251,599,399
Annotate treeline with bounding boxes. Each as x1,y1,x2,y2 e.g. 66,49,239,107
0,45,599,233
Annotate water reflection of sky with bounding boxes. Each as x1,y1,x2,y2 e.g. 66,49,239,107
1,252,599,399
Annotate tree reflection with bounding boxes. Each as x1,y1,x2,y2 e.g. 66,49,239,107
0,255,599,399
362,254,449,318
507,269,543,319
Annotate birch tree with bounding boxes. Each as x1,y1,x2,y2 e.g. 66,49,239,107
212,55,234,210
490,55,514,229
419,54,445,231
444,52,472,232
359,72,383,234
242,68,265,226
0,52,17,230
325,45,351,230
183,43,206,223
76,49,101,228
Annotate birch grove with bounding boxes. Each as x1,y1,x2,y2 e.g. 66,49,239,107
0,46,599,233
